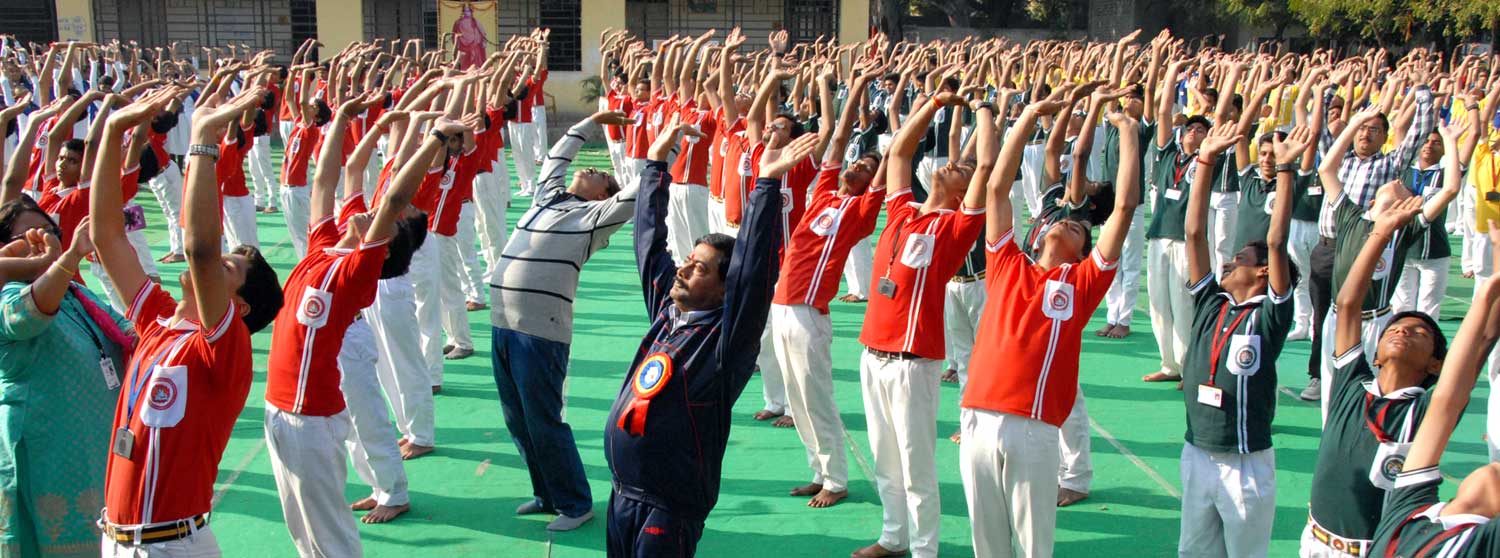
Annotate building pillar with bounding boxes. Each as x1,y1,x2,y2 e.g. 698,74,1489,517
316,0,364,59
839,0,870,45
53,0,95,42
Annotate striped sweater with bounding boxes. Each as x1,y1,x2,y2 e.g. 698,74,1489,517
488,119,640,343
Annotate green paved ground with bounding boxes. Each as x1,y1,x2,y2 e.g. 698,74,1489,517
112,144,1492,557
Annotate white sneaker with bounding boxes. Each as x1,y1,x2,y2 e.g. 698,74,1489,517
1287,326,1311,341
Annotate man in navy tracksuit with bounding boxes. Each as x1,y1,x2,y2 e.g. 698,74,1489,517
604,129,823,557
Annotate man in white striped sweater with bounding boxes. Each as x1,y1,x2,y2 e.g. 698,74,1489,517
488,109,646,532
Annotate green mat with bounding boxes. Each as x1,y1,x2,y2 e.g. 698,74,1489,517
106,144,1492,557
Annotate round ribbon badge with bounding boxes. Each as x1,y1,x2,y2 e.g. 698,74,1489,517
1381,453,1404,483
1236,345,1258,369
1049,291,1069,312
618,352,674,436
148,377,178,411
303,294,327,321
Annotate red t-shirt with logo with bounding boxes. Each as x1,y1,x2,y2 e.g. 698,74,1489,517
280,121,321,187
265,216,389,416
669,103,717,187
709,111,744,201
605,88,630,142
104,283,252,525
425,146,483,236
748,143,816,246
856,188,986,359
773,164,883,313
217,126,252,197
962,228,1118,427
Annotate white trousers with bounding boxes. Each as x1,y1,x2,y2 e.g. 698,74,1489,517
473,152,511,286
943,279,987,381
452,203,485,304
1208,192,1239,273
148,162,185,256
1318,309,1393,423
1392,257,1449,321
759,323,788,415
437,228,475,351
249,135,276,207
1105,206,1147,327
1288,219,1319,330
1057,390,1092,493
1178,444,1276,558
265,407,363,558
531,105,548,162
960,408,1059,558
860,351,941,558
606,140,627,179
508,122,537,191
410,234,445,387
1010,180,1029,243
364,276,437,446
843,236,874,299
339,320,410,507
279,121,294,147
667,184,711,265
772,304,847,492
221,195,258,249
100,526,220,557
707,198,728,237
1147,238,1194,376
279,186,312,258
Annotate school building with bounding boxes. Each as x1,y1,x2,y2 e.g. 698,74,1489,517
12,0,868,117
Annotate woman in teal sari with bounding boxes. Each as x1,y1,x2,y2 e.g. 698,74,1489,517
0,199,131,557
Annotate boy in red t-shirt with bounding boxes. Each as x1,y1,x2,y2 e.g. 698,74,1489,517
217,85,260,250
93,85,284,557
280,62,332,257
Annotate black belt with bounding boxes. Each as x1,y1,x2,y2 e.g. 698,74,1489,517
101,514,208,545
951,271,986,283
866,348,923,361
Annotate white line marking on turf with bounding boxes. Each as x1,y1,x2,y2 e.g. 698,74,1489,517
843,427,878,490
212,439,266,507
1089,418,1180,499
1279,386,1316,406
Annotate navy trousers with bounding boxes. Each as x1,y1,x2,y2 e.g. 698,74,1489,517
491,327,592,517
607,490,704,557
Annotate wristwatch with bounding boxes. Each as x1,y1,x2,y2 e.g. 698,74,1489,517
188,143,220,161
1275,163,1296,173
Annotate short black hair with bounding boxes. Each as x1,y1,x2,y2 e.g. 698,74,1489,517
0,197,59,240
380,214,428,279
1184,115,1213,131
1243,240,1302,287
150,111,179,135
695,233,736,279
137,146,163,182
1257,130,1288,146
230,245,283,333
773,113,805,139
859,151,883,166
313,99,332,126
1384,311,1448,361
62,138,85,155
98,75,116,89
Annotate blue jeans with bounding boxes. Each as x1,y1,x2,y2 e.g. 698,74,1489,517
491,327,592,516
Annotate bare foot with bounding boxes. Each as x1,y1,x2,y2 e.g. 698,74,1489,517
789,483,822,497
838,293,867,303
1141,371,1181,382
949,431,961,444
1057,488,1089,507
940,369,959,383
851,542,909,558
397,438,410,447
772,415,795,428
350,497,377,511
808,488,848,508
466,301,488,311
401,443,434,460
752,409,783,421
361,503,410,524
1104,325,1130,339
158,253,185,264
1465,271,1476,279
1095,324,1115,337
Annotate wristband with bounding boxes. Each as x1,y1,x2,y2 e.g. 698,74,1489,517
52,259,76,277
430,129,449,144
1196,157,1214,166
1276,163,1296,173
1468,104,1480,111
187,143,219,160
975,102,996,113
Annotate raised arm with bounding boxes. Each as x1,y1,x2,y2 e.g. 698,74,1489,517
1186,123,1239,282
987,97,1064,244
1096,111,1143,263
91,88,174,301
1402,270,1500,473
311,93,380,223
1335,194,1424,355
1,100,62,201
182,86,264,329
1267,127,1310,296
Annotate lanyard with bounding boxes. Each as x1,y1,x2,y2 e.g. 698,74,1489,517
1364,392,1419,444
1207,301,1253,387
124,333,190,424
1172,153,1193,187
881,214,917,277
1384,509,1479,558
1409,167,1437,196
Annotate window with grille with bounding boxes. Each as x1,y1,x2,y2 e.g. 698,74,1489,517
539,0,582,71
290,0,318,59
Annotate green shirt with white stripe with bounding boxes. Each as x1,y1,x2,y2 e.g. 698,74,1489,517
1232,167,1317,250
1371,468,1500,558
1309,346,1434,540
1147,138,1219,241
1180,274,1296,454
1331,194,1429,313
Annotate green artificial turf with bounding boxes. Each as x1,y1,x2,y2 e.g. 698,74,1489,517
112,144,1490,557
